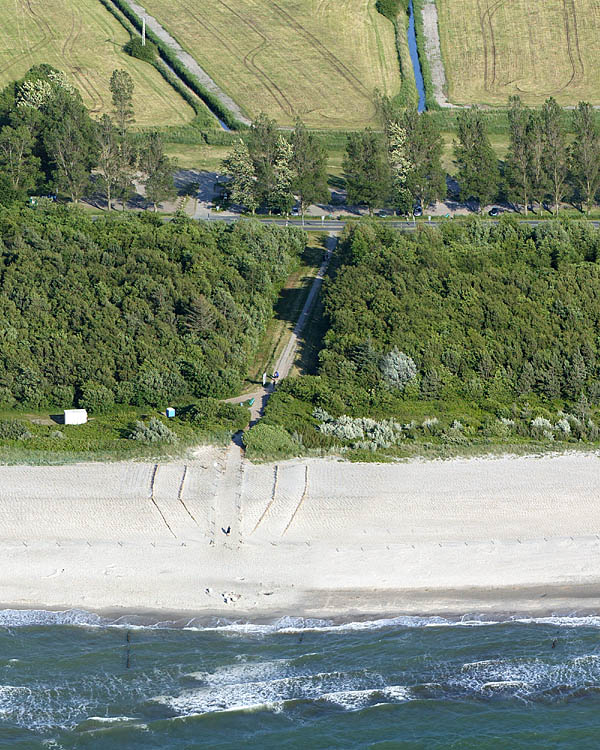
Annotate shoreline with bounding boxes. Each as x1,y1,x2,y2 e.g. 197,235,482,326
3,579,600,628
1,450,599,622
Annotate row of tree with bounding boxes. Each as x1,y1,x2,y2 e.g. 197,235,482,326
0,65,176,211
346,95,600,215
222,96,600,216
221,115,328,215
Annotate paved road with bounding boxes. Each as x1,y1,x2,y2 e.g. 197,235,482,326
199,215,600,232
226,234,336,423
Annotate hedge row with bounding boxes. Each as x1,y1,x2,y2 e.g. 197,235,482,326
108,0,244,130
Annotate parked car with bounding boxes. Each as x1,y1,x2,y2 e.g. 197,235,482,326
488,206,500,217
413,205,423,217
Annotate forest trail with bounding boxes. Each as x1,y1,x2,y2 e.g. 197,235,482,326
226,233,336,423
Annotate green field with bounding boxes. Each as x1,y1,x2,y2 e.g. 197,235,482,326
140,0,402,128
0,0,195,127
436,0,600,106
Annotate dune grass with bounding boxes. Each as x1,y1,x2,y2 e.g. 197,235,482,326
0,0,195,127
139,0,402,128
436,0,600,106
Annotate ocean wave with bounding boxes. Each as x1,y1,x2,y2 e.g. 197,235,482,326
320,685,412,711
2,608,600,633
154,663,393,718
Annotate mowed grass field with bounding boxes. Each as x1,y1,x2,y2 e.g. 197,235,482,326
436,0,600,106
0,0,195,127
140,0,402,128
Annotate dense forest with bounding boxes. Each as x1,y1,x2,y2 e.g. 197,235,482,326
254,218,600,458
0,204,303,410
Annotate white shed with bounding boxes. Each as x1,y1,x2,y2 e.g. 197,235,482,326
64,409,88,425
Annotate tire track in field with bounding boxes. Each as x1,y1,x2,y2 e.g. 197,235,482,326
177,0,294,116
62,10,77,57
478,0,506,92
217,0,296,116
1,0,53,75
61,7,104,112
558,0,584,91
270,0,371,98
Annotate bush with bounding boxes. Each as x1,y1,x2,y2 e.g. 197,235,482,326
0,419,32,441
380,348,418,390
375,0,406,22
129,417,177,443
181,398,249,432
78,382,115,414
124,36,157,63
242,423,299,460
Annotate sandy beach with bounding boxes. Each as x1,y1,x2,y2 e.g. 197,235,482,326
1,448,600,620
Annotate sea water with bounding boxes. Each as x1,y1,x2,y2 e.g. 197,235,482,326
2,610,600,748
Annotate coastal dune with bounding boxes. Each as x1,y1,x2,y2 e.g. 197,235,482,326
1,450,600,619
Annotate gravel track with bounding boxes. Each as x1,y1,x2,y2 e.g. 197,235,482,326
124,0,251,125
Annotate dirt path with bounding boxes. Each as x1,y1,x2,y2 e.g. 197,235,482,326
226,233,336,423
420,0,457,108
212,441,244,549
123,0,251,126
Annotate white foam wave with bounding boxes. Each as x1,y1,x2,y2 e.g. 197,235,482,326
3,608,600,634
186,659,291,686
0,685,30,715
455,654,600,699
156,660,398,717
321,685,411,710
0,609,107,628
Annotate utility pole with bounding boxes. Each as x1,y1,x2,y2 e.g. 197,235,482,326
142,17,146,45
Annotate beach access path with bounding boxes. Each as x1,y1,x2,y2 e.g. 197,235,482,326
225,233,336,423
2,451,600,619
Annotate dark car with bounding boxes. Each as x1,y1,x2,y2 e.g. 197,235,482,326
413,205,423,217
488,206,500,217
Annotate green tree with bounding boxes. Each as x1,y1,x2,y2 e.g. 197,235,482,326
270,135,294,214
343,128,390,213
109,69,134,137
0,123,41,194
44,92,97,202
542,97,569,215
221,139,258,213
145,156,176,211
139,131,175,211
505,95,533,214
246,113,279,208
291,119,328,216
401,108,445,211
387,121,412,212
454,107,499,209
571,101,600,214
528,111,547,210
95,114,120,210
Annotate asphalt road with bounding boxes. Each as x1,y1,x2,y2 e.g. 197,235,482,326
202,215,600,232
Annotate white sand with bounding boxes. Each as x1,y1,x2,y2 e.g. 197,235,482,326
1,450,600,619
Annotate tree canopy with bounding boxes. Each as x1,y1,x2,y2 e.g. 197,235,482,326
0,205,303,409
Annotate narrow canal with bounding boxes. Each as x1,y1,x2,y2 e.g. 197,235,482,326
407,0,426,112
